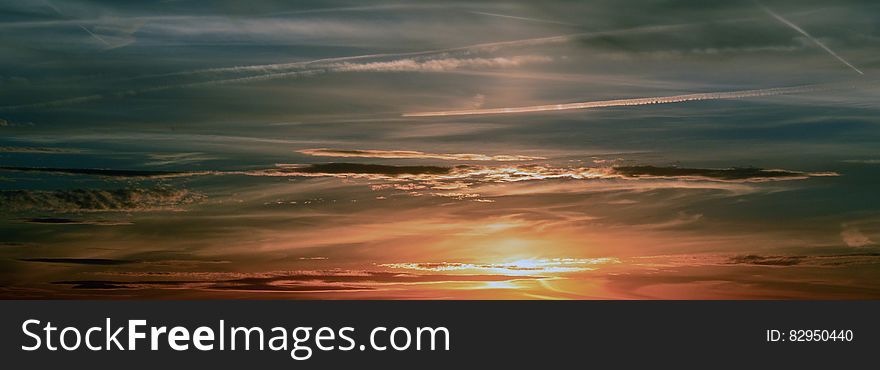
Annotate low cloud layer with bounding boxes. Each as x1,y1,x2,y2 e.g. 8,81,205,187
298,148,545,161
50,270,542,293
18,217,132,226
21,258,135,266
1,186,203,212
0,166,191,178
381,258,619,273
0,147,83,154
725,253,880,267
612,166,837,182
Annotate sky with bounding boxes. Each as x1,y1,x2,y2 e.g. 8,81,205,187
1,0,878,299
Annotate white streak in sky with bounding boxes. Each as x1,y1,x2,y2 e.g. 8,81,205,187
0,57,549,111
760,5,864,75
136,23,692,80
468,11,575,26
43,0,111,47
0,20,758,111
403,85,822,117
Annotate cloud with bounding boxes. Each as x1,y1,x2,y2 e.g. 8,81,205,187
298,148,545,161
842,159,880,165
381,258,619,274
145,152,220,166
0,147,84,154
49,270,543,293
0,166,199,178
1,186,204,212
841,225,874,247
270,163,836,187
276,163,452,176
329,56,552,72
467,11,575,26
727,254,803,266
725,253,880,267
53,281,131,290
0,163,834,194
20,258,135,265
612,165,838,182
403,84,826,117
131,34,575,80
0,55,550,111
0,118,34,127
18,217,133,226
0,17,731,112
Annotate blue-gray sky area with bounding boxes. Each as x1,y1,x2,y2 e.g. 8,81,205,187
1,0,878,299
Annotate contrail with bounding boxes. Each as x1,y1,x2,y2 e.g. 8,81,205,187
0,23,699,111
0,57,547,111
133,23,693,80
402,85,824,117
468,11,575,26
145,12,800,81
43,0,111,47
760,5,864,75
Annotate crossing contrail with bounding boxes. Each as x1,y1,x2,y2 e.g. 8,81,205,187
760,5,864,75
42,0,112,47
403,85,824,117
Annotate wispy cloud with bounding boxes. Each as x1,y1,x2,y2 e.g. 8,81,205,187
145,152,220,166
0,56,549,111
842,159,880,165
329,56,552,72
841,225,875,247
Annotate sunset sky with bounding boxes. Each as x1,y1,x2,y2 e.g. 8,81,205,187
1,0,878,299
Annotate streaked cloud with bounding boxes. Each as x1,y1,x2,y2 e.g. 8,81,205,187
381,257,620,274
50,270,543,293
842,159,880,165
0,56,551,111
0,186,203,212
0,166,192,178
0,146,84,154
329,55,552,72
18,217,133,226
145,152,220,166
298,148,545,161
612,165,838,182
20,258,135,266
727,253,880,266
